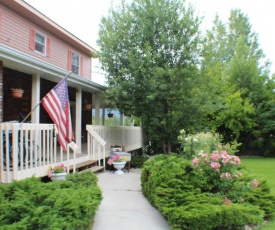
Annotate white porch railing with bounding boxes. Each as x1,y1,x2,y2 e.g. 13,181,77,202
1,123,144,183
89,125,144,157
86,125,106,169
0,122,78,183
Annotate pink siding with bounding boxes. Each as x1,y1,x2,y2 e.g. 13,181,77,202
0,4,91,79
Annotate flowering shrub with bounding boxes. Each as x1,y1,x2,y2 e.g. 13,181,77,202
48,163,66,177
191,150,263,204
178,130,240,158
141,154,275,229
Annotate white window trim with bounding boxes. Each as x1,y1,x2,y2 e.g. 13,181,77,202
35,31,46,56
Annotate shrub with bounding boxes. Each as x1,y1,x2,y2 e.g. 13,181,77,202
131,155,149,168
0,171,102,229
177,131,240,158
141,154,275,229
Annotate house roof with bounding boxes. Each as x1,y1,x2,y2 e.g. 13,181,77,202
1,0,96,57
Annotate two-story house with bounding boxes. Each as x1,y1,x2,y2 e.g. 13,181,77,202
0,0,144,183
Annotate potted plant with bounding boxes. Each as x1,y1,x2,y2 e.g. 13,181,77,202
107,154,127,174
11,88,24,98
84,100,92,110
48,163,67,181
11,77,24,98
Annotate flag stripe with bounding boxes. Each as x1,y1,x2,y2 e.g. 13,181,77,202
41,78,74,152
43,92,66,137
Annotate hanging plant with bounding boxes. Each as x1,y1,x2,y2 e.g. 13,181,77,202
11,88,24,98
11,76,24,98
84,100,92,110
85,103,92,110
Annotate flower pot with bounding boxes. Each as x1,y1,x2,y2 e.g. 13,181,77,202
112,161,126,174
85,104,92,110
50,172,67,181
11,88,24,98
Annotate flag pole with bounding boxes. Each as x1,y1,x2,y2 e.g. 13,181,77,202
21,72,72,123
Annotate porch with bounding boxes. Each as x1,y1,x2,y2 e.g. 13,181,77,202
0,122,144,183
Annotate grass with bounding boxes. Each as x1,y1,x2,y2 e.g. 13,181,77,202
241,157,275,229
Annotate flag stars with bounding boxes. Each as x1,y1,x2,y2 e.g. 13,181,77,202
54,80,69,109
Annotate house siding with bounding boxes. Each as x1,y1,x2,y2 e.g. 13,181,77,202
0,4,91,79
0,61,3,122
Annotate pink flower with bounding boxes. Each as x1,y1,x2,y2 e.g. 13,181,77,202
220,172,232,180
224,197,232,205
251,178,260,189
210,152,221,161
192,157,200,167
210,162,220,169
234,172,243,178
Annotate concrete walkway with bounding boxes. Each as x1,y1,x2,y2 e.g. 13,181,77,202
92,169,170,230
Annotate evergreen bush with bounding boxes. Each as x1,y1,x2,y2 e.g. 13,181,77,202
131,155,149,168
0,171,102,229
141,154,275,229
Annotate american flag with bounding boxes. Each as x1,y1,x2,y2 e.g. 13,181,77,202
42,77,74,152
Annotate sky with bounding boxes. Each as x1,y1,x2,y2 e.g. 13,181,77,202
24,0,275,85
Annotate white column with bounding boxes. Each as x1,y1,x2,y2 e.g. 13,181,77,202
102,105,105,125
93,93,100,125
120,113,124,126
31,74,40,123
75,88,82,153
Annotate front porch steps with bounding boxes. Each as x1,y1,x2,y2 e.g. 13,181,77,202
70,160,105,173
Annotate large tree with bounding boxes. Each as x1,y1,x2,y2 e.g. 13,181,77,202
97,0,203,153
201,9,274,150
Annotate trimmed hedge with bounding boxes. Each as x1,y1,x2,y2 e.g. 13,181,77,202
0,171,102,229
141,154,275,230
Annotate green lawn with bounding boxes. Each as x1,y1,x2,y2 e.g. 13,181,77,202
241,157,275,229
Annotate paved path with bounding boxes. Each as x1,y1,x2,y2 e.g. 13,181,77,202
92,169,170,230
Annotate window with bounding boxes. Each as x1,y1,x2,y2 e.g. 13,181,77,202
72,52,80,75
68,50,83,76
29,28,50,57
35,32,45,54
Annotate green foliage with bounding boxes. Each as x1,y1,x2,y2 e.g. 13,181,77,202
0,171,102,229
165,203,263,230
201,9,274,151
98,0,204,153
141,154,275,229
130,155,149,168
177,131,240,158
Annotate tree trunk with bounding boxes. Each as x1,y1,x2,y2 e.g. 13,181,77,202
162,140,172,154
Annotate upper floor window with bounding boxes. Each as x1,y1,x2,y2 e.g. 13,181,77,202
35,32,45,54
68,50,83,76
29,28,50,57
72,52,80,75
